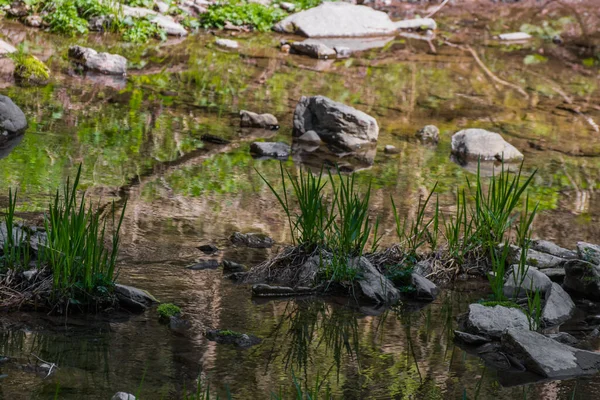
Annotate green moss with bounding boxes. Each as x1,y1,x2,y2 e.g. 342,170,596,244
9,50,50,85
157,303,181,319
218,329,242,337
480,300,522,309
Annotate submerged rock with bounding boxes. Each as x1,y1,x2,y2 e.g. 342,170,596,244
416,125,439,143
384,145,399,154
451,129,523,162
250,142,290,159
230,232,274,248
274,3,397,37
454,330,491,345
114,284,158,312
215,38,239,49
499,32,532,41
503,265,553,299
198,244,218,254
205,329,261,348
0,95,27,137
395,18,437,31
577,242,600,265
541,282,575,327
501,328,600,379
240,110,279,129
111,392,136,400
187,259,220,270
252,283,315,297
68,46,127,75
291,40,337,59
223,260,246,273
461,304,529,339
352,257,400,305
293,95,379,151
564,259,600,300
409,273,438,301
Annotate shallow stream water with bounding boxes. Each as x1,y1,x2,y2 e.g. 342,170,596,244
1,11,600,399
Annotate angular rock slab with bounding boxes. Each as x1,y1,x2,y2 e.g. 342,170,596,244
351,257,400,305
291,40,336,59
451,129,523,161
410,273,438,301
564,259,600,300
215,38,239,49
274,3,397,37
293,95,379,150
505,244,567,269
395,18,437,30
230,232,274,248
240,110,278,129
0,95,27,136
69,46,127,75
531,239,577,260
114,284,158,312
501,328,600,379
0,39,16,55
503,265,552,299
541,283,575,327
454,330,491,345
499,32,532,41
462,304,529,339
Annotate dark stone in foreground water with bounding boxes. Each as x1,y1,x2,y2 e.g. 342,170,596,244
206,329,262,348
0,95,27,138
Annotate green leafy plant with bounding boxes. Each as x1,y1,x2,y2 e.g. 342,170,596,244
122,17,167,43
200,1,287,32
44,0,89,36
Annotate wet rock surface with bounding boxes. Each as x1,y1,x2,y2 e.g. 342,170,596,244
223,260,246,273
541,282,575,327
564,259,600,299
215,38,239,49
114,284,158,312
187,259,220,270
409,273,438,301
252,283,315,297
230,232,274,248
205,329,262,348
68,46,127,75
454,330,492,345
293,95,379,150
352,257,400,305
395,18,437,31
291,40,337,59
274,3,397,37
503,265,553,298
111,392,137,400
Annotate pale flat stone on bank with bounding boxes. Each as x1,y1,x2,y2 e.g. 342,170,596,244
395,18,437,30
499,32,532,41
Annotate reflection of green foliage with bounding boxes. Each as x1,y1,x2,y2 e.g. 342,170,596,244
520,17,574,40
523,54,548,65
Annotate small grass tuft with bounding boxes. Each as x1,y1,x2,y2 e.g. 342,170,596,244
157,303,181,320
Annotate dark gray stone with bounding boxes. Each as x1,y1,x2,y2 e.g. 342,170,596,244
462,304,529,339
352,257,400,305
293,95,379,151
564,259,600,299
187,259,220,270
114,284,158,312
206,329,262,348
454,330,491,345
410,273,438,301
505,244,568,269
546,332,578,346
198,244,218,254
501,328,600,379
223,260,246,273
503,265,553,299
252,284,315,297
0,95,27,137
541,283,575,327
250,142,290,159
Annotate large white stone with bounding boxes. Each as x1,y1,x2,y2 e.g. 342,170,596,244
451,129,523,161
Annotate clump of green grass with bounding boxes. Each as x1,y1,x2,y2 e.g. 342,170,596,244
200,1,287,32
0,189,31,272
157,303,181,320
43,166,126,306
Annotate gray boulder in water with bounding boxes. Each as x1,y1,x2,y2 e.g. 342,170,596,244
68,46,127,75
501,328,600,379
293,95,379,150
351,257,400,305
240,110,279,129
114,284,158,312
451,128,523,161
541,282,575,327
250,142,290,159
577,242,600,265
112,393,136,400
274,2,397,37
461,304,529,339
0,95,27,137
503,265,553,299
291,40,337,59
564,259,600,300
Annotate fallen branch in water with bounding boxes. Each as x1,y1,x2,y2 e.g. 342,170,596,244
426,0,450,18
31,353,58,379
